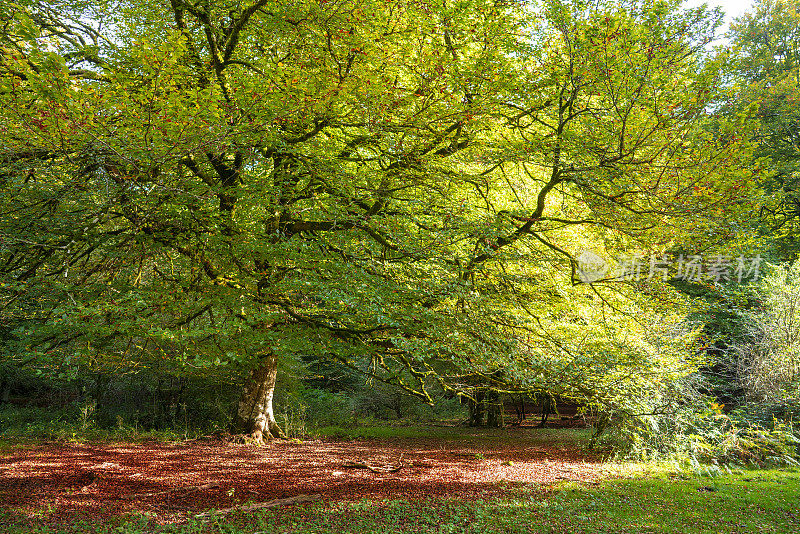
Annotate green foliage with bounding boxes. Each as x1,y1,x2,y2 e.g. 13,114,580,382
683,260,800,458
0,369,242,439
595,391,800,466
0,403,207,442
295,387,355,429
727,0,800,259
0,0,764,447
678,410,799,468
730,261,800,404
737,399,800,428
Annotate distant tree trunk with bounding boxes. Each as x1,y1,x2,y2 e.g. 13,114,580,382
539,393,556,428
391,393,403,419
515,395,526,423
486,390,503,428
91,373,110,426
234,354,286,443
467,389,486,427
0,380,9,403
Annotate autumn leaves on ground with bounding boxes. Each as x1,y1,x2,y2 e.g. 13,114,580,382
0,427,602,528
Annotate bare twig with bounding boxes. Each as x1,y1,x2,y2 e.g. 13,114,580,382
124,482,219,499
341,456,404,473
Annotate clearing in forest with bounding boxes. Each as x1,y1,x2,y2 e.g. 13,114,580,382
0,427,602,527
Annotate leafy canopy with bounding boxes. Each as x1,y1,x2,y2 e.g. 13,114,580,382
0,0,757,414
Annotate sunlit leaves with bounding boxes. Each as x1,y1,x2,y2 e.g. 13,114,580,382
0,0,759,415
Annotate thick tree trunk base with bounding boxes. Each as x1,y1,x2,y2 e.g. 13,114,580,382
233,354,287,444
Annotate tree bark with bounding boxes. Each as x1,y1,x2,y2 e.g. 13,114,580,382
486,389,503,428
234,354,286,443
539,392,556,428
466,389,486,427
515,395,526,422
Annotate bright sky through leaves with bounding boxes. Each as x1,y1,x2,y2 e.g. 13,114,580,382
684,0,755,29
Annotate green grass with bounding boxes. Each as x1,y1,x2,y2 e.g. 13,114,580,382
1,406,581,445
1,403,592,448
313,423,592,445
493,468,800,533
3,468,798,533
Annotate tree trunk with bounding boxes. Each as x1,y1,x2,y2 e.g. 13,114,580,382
486,389,503,428
234,354,286,443
515,395,526,422
539,393,556,428
467,389,486,427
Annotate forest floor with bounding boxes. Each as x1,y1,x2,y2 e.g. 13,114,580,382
3,427,800,533
0,427,603,528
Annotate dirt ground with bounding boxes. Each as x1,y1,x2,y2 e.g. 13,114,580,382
0,429,603,526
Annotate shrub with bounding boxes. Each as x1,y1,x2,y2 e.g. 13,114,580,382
595,397,799,466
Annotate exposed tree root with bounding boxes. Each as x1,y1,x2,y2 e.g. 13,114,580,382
195,493,322,518
342,456,404,473
228,432,274,446
124,483,220,499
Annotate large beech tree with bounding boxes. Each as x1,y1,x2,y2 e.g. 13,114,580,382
1,0,757,439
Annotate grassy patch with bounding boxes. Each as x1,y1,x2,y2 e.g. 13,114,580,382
249,469,800,533
494,468,800,533
312,424,593,445
3,468,798,533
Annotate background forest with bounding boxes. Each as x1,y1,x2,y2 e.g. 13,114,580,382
1,0,799,465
